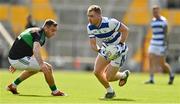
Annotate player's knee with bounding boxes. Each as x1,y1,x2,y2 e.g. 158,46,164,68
48,64,53,70
48,66,53,73
161,63,169,69
41,69,49,74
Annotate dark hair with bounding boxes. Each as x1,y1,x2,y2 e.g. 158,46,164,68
43,19,57,27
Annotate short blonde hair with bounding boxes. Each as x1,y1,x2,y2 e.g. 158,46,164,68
152,5,160,10
87,5,102,14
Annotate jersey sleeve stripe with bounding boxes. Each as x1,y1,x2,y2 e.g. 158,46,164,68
114,22,121,31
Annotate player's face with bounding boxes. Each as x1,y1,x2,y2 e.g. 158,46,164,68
153,8,160,18
45,25,57,38
87,11,101,26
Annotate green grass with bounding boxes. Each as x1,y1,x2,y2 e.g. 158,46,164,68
0,69,180,104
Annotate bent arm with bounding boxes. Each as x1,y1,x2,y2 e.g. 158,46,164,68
89,38,100,52
118,23,129,44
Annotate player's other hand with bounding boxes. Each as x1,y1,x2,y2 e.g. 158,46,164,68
40,63,49,73
9,66,16,73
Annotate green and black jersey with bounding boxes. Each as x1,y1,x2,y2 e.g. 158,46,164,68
8,27,46,60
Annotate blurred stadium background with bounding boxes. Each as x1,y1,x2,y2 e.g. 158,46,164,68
0,0,180,73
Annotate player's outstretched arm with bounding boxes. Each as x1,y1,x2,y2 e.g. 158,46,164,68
33,42,48,72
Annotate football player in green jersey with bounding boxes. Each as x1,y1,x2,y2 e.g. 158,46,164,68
7,19,65,96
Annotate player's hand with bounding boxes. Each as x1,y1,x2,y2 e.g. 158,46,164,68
40,63,49,73
9,66,16,73
98,48,108,59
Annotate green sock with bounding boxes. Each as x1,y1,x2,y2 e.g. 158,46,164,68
50,85,57,91
13,78,22,85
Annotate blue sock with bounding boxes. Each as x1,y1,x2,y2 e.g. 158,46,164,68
150,74,154,81
169,72,174,78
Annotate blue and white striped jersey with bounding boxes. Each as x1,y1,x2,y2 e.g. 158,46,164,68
87,17,121,45
150,16,168,46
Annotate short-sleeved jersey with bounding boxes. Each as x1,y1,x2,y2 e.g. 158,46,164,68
150,16,168,46
87,17,121,45
9,27,46,59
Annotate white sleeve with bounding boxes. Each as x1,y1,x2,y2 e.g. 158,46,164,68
109,18,121,32
163,20,168,28
87,26,95,38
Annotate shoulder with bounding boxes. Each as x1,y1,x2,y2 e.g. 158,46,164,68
158,16,168,26
87,23,91,29
152,17,156,21
108,17,120,25
102,17,109,22
101,17,120,23
87,23,97,31
27,27,41,33
160,16,167,21
152,16,167,23
109,18,119,22
29,27,43,38
106,17,121,29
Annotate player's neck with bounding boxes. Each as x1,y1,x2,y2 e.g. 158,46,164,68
155,15,161,19
95,17,102,28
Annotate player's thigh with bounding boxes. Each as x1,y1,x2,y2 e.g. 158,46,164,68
94,55,109,73
149,53,157,60
8,56,40,71
22,70,39,76
149,53,159,66
29,58,53,72
106,64,119,80
110,52,127,69
28,57,41,70
149,53,155,65
8,57,29,70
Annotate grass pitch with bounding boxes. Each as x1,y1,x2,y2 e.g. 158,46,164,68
0,69,179,104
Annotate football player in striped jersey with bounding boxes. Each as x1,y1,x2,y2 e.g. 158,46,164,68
87,5,130,98
145,5,174,85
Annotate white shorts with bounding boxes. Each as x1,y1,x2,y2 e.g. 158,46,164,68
110,53,127,68
8,56,40,71
148,45,167,56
